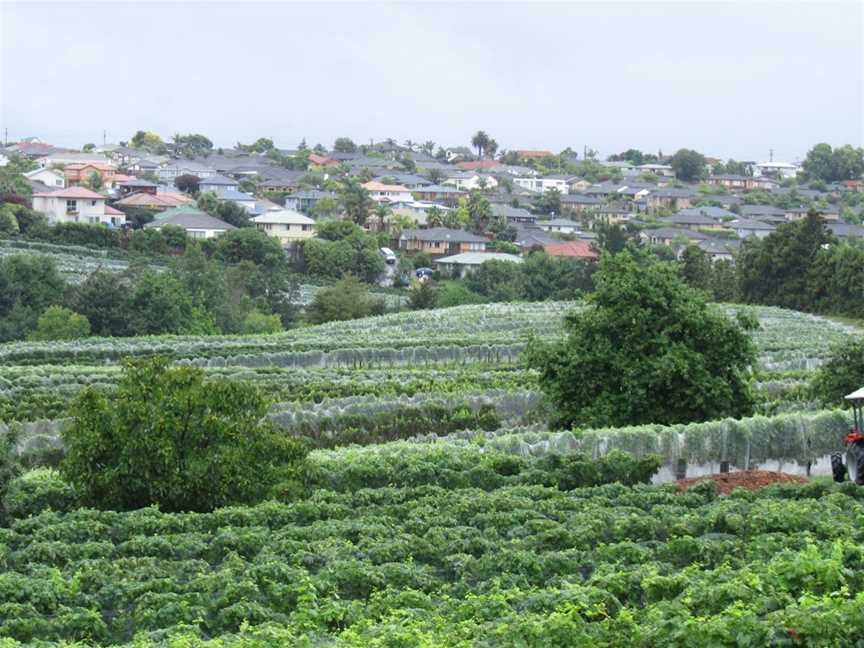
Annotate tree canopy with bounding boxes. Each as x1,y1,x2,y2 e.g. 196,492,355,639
802,143,864,183
61,358,309,512
527,250,757,429
670,149,706,182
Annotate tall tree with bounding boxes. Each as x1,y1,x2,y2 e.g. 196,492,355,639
333,137,357,153
527,250,757,429
338,178,374,226
471,131,490,159
670,149,706,182
466,191,493,234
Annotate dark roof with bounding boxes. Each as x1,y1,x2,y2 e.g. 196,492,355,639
560,194,602,204
640,227,711,241
828,222,864,238
740,204,785,217
119,179,158,188
145,208,235,231
288,189,337,200
199,174,238,186
399,227,488,243
491,204,536,220
658,213,718,226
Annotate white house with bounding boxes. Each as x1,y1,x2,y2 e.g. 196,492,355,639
251,209,315,245
753,161,800,179
362,181,414,203
0,152,8,167
442,172,499,191
31,186,119,225
156,161,217,182
637,163,676,178
513,176,570,195
435,252,522,276
538,218,582,235
25,167,66,188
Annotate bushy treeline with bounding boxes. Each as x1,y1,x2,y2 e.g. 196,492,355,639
0,228,298,342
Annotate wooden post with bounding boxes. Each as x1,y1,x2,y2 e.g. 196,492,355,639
676,458,687,480
720,461,729,474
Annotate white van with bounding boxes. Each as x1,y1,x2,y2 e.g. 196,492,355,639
380,247,397,265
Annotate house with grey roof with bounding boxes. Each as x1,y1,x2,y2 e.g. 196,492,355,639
646,187,697,211
144,207,235,239
639,227,711,246
729,218,775,238
198,174,240,194
284,190,338,213
435,252,522,276
657,212,729,231
538,218,582,235
491,204,537,225
398,227,488,257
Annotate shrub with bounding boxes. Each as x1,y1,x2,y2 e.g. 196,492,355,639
27,306,91,341
61,357,309,512
3,468,77,518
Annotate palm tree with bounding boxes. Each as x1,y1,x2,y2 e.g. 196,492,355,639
403,139,415,151
471,131,490,159
421,140,435,156
486,139,499,160
374,203,391,232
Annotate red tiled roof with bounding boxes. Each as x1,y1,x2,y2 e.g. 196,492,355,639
308,153,338,166
32,186,105,199
457,160,502,171
64,163,116,171
362,181,411,193
104,205,124,215
544,241,598,259
115,192,192,208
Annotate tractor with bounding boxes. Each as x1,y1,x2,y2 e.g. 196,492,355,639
831,387,864,484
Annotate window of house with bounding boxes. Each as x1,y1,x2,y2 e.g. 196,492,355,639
66,200,77,213
91,200,97,206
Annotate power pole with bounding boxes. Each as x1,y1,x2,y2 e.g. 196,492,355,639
103,129,107,146
769,148,774,162
3,128,7,146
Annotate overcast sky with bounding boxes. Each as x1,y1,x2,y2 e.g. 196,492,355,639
1,1,862,162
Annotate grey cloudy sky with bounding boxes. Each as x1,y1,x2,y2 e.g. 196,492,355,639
1,1,862,162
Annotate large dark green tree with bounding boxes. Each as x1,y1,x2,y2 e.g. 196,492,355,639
0,255,65,342
737,212,835,312
338,178,374,226
670,149,706,181
527,250,757,429
802,143,864,182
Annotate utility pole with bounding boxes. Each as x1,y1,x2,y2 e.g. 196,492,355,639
769,148,774,162
103,129,107,146
3,128,7,146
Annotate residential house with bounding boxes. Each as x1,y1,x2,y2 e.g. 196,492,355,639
639,227,711,246
544,241,598,260
442,170,499,191
729,218,775,238
706,174,749,191
118,179,158,196
128,158,163,174
412,184,465,206
513,175,570,195
156,161,217,183
491,204,537,225
753,161,800,179
740,204,786,220
538,218,581,235
583,182,622,199
390,201,452,225
750,176,780,191
37,152,112,168
595,205,636,226
457,160,504,172
114,191,193,210
559,193,602,213
398,228,488,256
435,252,522,276
198,174,240,194
24,167,65,188
675,206,737,221
598,160,639,176
657,212,727,231
64,163,129,189
308,153,340,168
373,173,432,189
216,189,257,212
144,207,235,239
513,226,558,250
697,238,737,262
284,190,337,213
251,209,315,245
646,187,696,211
363,181,414,204
637,163,675,178
32,186,123,226
566,177,592,193
259,176,303,193
615,184,653,201
828,222,864,239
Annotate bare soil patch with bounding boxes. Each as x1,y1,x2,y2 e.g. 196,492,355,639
676,470,809,495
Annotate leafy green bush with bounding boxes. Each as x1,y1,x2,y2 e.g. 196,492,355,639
811,339,864,407
2,468,77,518
61,357,309,512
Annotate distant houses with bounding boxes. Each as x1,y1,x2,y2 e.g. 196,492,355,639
144,207,234,239
32,187,125,226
